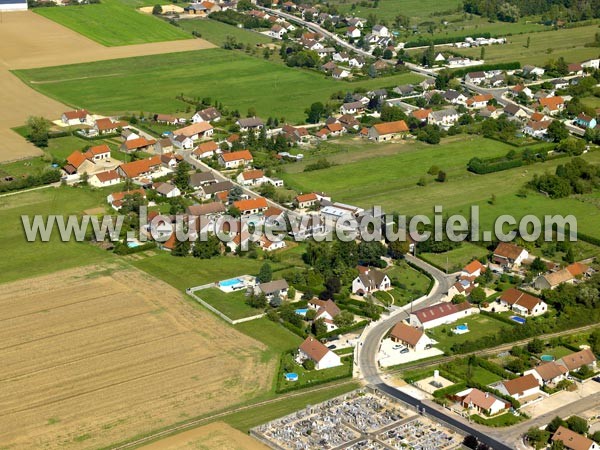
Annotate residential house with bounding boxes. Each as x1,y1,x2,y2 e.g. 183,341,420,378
308,299,342,332
539,96,565,116
171,134,194,150
237,117,264,132
198,180,233,200
186,202,225,218
428,108,460,128
567,63,584,75
492,242,529,268
420,78,436,91
455,388,510,416
218,150,253,169
434,52,446,63
233,197,268,215
524,361,568,386
155,137,174,154
256,279,289,301
393,84,416,97
409,302,476,329
557,348,597,373
465,71,486,85
503,103,529,121
332,68,350,79
412,109,433,122
351,266,391,295
581,58,600,69
160,152,182,170
511,84,534,99
371,24,389,37
575,113,597,129
155,114,183,125
94,118,126,135
173,122,214,140
346,26,361,38
122,129,140,141
461,260,486,278
107,189,146,210
522,65,545,77
321,61,337,73
390,322,432,351
495,374,540,401
61,109,90,126
550,78,569,90
192,107,221,123
236,169,266,186
269,24,286,39
444,90,468,105
193,140,220,159
466,94,493,109
524,119,552,138
297,336,342,370
533,262,590,290
295,192,319,209
499,288,547,316
259,235,286,252
120,136,156,153
154,182,181,198
333,52,349,63
552,426,600,450
282,124,310,143
338,114,360,130
117,156,162,179
348,56,365,68
89,170,121,188
368,120,409,142
189,171,217,190
340,101,365,115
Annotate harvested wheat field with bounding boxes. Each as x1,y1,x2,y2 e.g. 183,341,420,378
0,11,214,163
140,421,269,450
0,264,271,449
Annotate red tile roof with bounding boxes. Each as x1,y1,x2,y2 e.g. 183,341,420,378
502,374,538,396
372,120,409,135
299,336,330,362
221,150,253,162
233,197,268,212
390,322,424,347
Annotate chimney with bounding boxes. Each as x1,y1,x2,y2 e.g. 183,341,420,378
485,392,489,398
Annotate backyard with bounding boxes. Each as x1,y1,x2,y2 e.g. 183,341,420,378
420,243,489,273
196,287,262,320
375,261,432,306
277,354,353,392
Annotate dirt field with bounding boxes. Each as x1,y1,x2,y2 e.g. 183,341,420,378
0,11,215,163
140,422,269,450
0,264,272,449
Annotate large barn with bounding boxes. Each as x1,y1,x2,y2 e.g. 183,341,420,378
0,0,27,11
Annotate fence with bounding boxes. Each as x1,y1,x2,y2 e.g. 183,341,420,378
186,284,265,325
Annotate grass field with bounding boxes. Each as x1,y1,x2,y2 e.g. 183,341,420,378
427,314,514,354
420,243,489,273
0,265,271,449
277,355,353,391
380,261,432,305
197,288,262,320
445,360,503,385
14,49,422,123
35,0,191,46
0,187,113,284
330,0,462,23
179,19,272,47
455,24,600,65
581,96,600,110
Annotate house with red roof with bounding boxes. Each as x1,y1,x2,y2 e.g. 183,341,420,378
495,374,540,401
233,197,268,215
455,388,510,416
498,288,547,316
390,322,432,351
106,189,146,210
538,96,565,116
552,426,599,450
368,120,409,142
117,156,162,179
218,150,253,169
236,169,267,186
295,192,319,209
94,118,127,134
120,137,156,153
61,109,91,126
409,302,477,329
461,260,486,278
89,170,121,188
297,336,342,370
492,242,529,268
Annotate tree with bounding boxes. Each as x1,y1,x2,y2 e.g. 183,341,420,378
173,161,191,191
589,328,600,355
312,318,327,336
192,234,221,259
566,415,588,434
152,4,162,14
526,36,531,48
436,170,447,182
27,116,50,148
388,240,409,259
526,427,549,448
530,257,547,274
358,241,386,266
383,48,393,60
228,186,243,203
469,287,486,303
247,292,267,308
547,416,567,433
306,102,325,123
333,310,354,328
547,121,569,142
452,294,467,304
257,263,272,283
527,338,544,354
172,237,190,257
463,435,479,449
302,358,316,370
480,46,485,60
550,440,565,450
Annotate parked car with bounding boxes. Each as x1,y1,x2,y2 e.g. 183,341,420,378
327,344,337,350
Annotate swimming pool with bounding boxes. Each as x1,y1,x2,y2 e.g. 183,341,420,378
456,324,468,331
510,316,526,324
540,355,555,362
219,278,244,288
284,373,298,382
295,308,309,316
127,241,142,248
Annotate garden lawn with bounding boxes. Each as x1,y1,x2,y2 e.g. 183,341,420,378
14,49,423,123
455,24,600,66
445,360,504,385
0,186,113,284
196,288,261,320
471,413,525,427
581,96,600,110
539,345,574,360
382,260,432,306
420,242,489,273
277,355,353,392
179,19,272,47
427,314,514,354
35,0,191,46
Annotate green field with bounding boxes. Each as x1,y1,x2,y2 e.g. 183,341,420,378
0,187,113,284
378,260,432,305
35,0,191,46
427,314,513,354
330,0,462,23
581,96,600,110
196,288,261,320
456,24,600,65
420,243,489,273
14,49,422,123
179,19,272,46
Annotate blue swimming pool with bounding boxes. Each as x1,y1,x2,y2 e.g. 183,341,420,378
510,316,526,324
295,308,309,316
219,278,244,288
127,241,142,248
284,373,298,382
540,355,554,362
456,324,468,331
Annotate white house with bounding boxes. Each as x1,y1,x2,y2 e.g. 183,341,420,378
492,242,529,268
340,101,364,115
269,24,287,39
495,374,540,401
498,288,547,317
428,108,460,128
552,426,600,450
372,24,389,37
346,26,361,38
523,119,551,138
332,68,350,79
390,322,432,352
255,279,289,301
465,71,486,85
524,362,568,386
308,299,342,332
172,134,194,150
351,267,391,295
236,169,267,186
173,122,214,141
557,348,597,374
455,388,510,416
154,182,181,198
348,56,365,68
218,150,253,169
89,170,121,188
409,302,477,329
461,260,486,278
297,337,342,370
581,58,600,69
61,109,91,126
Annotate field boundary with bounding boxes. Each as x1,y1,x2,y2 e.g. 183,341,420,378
187,283,266,325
